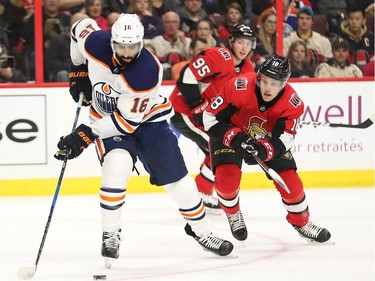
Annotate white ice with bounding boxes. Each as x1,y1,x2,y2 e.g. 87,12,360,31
1,187,374,281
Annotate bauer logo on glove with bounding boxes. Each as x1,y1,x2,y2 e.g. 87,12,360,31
54,124,98,160
69,63,92,106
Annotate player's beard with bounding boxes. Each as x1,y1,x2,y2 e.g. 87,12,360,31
115,53,136,67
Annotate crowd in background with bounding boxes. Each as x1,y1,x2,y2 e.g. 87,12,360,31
0,0,374,83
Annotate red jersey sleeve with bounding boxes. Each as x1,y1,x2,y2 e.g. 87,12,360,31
188,47,236,82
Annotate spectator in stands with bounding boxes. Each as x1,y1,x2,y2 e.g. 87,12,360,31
195,18,218,47
311,0,346,15
343,0,374,14
287,40,314,78
23,0,71,81
60,0,85,11
201,0,225,17
107,11,120,30
340,4,374,70
315,37,363,78
217,2,244,40
0,11,9,48
0,44,27,83
171,37,208,80
257,0,298,37
179,0,207,37
144,42,156,54
253,10,276,67
362,56,374,77
105,0,130,14
150,11,191,79
127,0,164,39
22,0,33,19
44,13,89,82
151,0,180,17
251,0,273,15
85,0,108,30
283,6,332,59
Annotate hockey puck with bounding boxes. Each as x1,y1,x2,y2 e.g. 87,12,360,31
93,275,106,280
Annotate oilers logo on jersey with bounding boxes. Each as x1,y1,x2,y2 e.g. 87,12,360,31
93,82,121,113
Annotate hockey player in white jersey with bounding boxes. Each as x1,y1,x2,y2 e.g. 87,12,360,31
55,14,234,267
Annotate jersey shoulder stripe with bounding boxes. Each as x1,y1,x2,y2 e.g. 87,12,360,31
111,112,139,134
143,99,173,122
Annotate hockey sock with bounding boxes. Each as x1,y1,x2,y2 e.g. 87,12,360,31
100,149,133,232
195,156,215,195
277,169,309,227
164,175,211,236
214,164,242,214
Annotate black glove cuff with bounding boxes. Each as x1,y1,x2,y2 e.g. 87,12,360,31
231,132,250,150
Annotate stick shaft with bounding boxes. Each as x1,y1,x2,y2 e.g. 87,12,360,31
251,154,291,194
33,93,84,270
299,114,374,129
241,143,290,194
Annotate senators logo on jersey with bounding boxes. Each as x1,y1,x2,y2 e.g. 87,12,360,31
246,116,272,140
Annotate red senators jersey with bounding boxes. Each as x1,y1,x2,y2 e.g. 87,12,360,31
204,72,304,157
170,47,255,116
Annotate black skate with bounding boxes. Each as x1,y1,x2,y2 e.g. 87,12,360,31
184,223,234,256
293,222,333,244
101,229,122,268
226,210,248,241
199,192,222,215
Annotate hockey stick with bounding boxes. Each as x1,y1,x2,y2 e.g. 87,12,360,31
18,93,84,280
298,113,374,129
241,143,291,194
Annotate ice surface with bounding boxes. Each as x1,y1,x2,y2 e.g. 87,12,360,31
1,188,374,281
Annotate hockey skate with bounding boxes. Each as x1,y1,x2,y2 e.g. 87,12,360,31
226,210,248,241
293,222,334,244
199,192,222,215
184,223,234,257
101,229,122,268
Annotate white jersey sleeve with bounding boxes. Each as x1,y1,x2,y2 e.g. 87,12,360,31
70,18,101,65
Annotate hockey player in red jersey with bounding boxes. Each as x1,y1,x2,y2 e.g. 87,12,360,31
203,54,333,244
54,14,234,267
169,24,256,213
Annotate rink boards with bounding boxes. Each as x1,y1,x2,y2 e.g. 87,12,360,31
0,80,374,195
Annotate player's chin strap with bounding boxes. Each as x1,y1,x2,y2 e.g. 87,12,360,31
241,143,291,194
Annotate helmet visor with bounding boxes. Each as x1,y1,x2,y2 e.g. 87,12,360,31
113,41,142,58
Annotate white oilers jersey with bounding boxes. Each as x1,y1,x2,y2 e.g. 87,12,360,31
70,18,173,139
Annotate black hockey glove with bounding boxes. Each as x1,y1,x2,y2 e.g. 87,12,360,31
189,98,209,125
69,63,92,106
229,132,267,165
54,124,97,160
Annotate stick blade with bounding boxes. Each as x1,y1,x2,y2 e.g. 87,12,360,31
18,265,36,280
369,113,375,123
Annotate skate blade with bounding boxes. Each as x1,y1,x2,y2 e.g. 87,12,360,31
305,238,336,245
104,258,114,269
234,240,247,248
225,250,238,258
203,249,239,258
